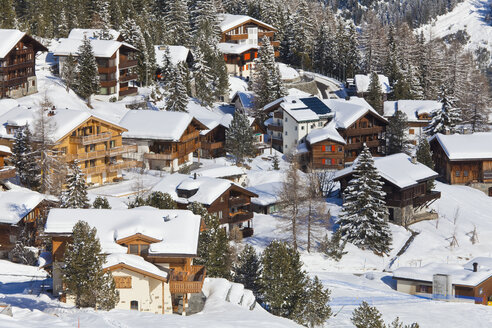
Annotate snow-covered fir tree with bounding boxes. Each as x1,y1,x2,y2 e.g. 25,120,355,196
121,19,151,86
225,111,256,165
12,124,40,190
61,161,90,209
165,65,188,112
93,196,111,209
62,220,119,309
425,85,461,136
318,230,347,261
233,244,261,299
191,0,221,42
251,37,286,111
159,46,173,85
61,53,77,92
145,191,177,209
416,137,435,191
192,46,214,107
338,145,392,254
260,240,307,320
386,111,411,155
76,35,100,107
164,0,191,45
296,276,332,328
366,72,383,114
351,301,385,328
92,0,113,39
189,202,232,279
272,153,280,170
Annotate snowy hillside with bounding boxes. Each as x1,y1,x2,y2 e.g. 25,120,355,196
419,0,492,54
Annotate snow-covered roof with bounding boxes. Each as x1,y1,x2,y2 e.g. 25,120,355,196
334,153,438,189
0,106,122,142
431,132,492,161
281,96,334,122
393,257,492,287
0,145,11,155
306,121,346,145
44,208,201,256
323,97,387,129
152,174,256,206
354,74,391,94
0,29,47,59
232,91,255,110
278,63,299,81
104,253,168,279
186,101,232,134
194,165,245,179
119,110,195,141
247,182,282,206
384,100,440,122
287,88,311,97
217,43,257,55
68,28,121,41
53,38,136,58
154,45,191,66
0,190,46,225
218,14,276,32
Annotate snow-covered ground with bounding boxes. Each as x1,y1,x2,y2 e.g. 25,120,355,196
419,0,492,55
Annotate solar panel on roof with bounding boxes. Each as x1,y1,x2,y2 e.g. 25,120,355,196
299,97,332,115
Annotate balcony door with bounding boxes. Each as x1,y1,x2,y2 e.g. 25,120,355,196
247,27,258,45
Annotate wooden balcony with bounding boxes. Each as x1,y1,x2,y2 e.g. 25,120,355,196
81,165,107,175
108,144,137,156
144,152,174,161
273,111,283,119
181,131,200,142
258,31,275,38
70,132,112,145
0,60,34,72
225,34,249,41
65,149,107,162
119,59,138,69
1,76,28,87
169,265,206,294
100,80,117,87
119,74,138,82
98,66,117,74
413,191,441,208
268,124,283,132
108,160,139,172
271,137,282,146
201,140,224,151
227,211,254,224
0,166,16,180
345,140,380,150
119,87,138,97
229,196,250,207
345,126,383,137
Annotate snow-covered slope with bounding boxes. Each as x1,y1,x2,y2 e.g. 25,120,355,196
419,0,492,53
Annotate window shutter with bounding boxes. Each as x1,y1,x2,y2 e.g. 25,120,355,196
331,145,336,152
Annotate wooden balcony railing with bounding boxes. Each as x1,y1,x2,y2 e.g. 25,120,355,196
119,87,138,97
201,140,224,150
70,132,112,145
225,34,249,41
144,152,174,160
0,166,16,180
169,265,206,294
227,211,253,224
108,160,139,172
119,59,138,69
345,140,380,150
0,60,34,72
413,191,441,207
65,149,107,162
345,126,383,137
98,66,117,74
100,80,117,87
81,165,107,175
181,131,200,142
108,144,137,156
273,111,283,119
119,74,138,82
1,76,28,87
268,124,283,132
229,196,250,207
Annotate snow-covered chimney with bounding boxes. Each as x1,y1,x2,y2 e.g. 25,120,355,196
473,262,478,272
411,156,417,164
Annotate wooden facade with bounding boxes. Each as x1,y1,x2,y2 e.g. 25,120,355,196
0,31,48,99
308,139,345,170
0,149,15,180
200,125,226,159
338,112,387,163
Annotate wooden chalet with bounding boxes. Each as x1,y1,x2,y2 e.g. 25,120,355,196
393,258,492,305
120,110,206,172
430,132,492,185
218,14,279,78
200,124,226,159
0,189,53,258
152,174,258,237
303,121,346,170
0,145,15,181
0,107,136,186
54,33,138,100
0,29,48,99
334,153,440,226
45,208,204,315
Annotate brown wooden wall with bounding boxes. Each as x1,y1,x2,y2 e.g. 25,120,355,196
309,140,345,170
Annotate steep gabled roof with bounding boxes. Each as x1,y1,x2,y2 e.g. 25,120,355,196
104,254,168,280
430,132,492,161
0,189,46,225
53,38,137,58
323,97,388,129
384,100,440,122
306,121,346,145
0,29,48,59
218,14,277,33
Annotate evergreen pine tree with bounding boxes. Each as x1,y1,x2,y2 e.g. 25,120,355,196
12,124,41,190
159,46,173,85
121,19,152,86
366,72,383,114
62,53,77,92
145,191,177,209
416,137,435,191
319,230,348,261
76,36,100,107
351,301,385,328
233,244,262,299
387,111,411,155
425,85,461,136
225,111,256,165
260,240,307,319
61,161,90,209
338,146,392,255
192,46,214,107
62,220,119,309
272,153,280,170
93,196,111,209
0,0,16,28
296,276,332,328
164,0,191,45
189,202,232,279
165,65,189,112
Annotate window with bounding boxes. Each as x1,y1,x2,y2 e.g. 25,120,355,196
285,117,288,122
100,87,108,95
331,145,336,152
311,124,315,129
89,144,95,152
318,122,323,127
114,276,132,288
110,140,116,148
140,244,149,255
97,126,100,134
295,126,298,131
130,300,138,310
338,146,342,152
455,171,460,177
463,170,469,177
301,126,304,130
285,131,288,136
409,129,415,135
285,145,288,149
129,244,139,254
218,211,223,219
331,158,336,165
